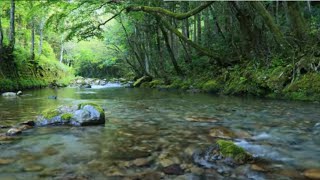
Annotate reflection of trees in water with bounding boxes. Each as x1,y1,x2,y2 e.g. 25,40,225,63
0,88,82,124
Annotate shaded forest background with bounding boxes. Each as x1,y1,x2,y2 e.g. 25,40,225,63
1,0,320,100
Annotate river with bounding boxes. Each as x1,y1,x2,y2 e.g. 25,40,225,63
0,84,319,179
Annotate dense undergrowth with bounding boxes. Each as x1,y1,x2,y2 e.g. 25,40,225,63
138,59,320,102
0,44,74,92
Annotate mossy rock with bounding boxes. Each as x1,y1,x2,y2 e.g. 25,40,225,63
283,73,320,101
38,103,105,126
77,103,104,114
202,80,221,93
216,140,252,164
61,113,73,121
42,108,60,119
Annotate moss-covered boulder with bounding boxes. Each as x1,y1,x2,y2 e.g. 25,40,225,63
37,103,105,126
133,76,152,87
202,80,221,93
216,140,251,164
193,140,252,174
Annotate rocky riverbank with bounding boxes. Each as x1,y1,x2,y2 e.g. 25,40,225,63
131,70,320,102
69,77,132,88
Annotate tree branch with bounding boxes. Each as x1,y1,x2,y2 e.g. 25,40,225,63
126,2,214,20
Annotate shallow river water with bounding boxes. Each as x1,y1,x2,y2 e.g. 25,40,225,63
0,85,319,179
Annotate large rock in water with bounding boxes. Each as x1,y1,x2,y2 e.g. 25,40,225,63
133,76,152,87
36,103,105,126
193,140,252,174
2,92,18,97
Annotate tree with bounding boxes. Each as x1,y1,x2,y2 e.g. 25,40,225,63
9,0,15,51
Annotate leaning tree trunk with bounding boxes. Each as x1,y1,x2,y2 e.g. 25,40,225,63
160,24,183,76
287,2,308,44
9,0,15,51
251,1,287,48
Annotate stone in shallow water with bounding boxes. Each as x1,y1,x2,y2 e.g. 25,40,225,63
0,158,15,165
304,169,320,180
36,103,105,126
163,164,184,175
209,127,236,139
42,147,59,156
185,116,220,122
6,128,22,136
250,164,267,172
24,164,45,172
132,158,151,167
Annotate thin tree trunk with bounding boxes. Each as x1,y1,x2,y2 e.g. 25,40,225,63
193,15,197,42
197,13,201,44
9,0,15,50
156,24,166,76
160,25,183,76
39,18,44,55
59,39,64,63
0,13,3,53
204,8,210,46
31,19,35,61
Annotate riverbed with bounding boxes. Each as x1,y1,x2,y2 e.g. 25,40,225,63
0,85,319,179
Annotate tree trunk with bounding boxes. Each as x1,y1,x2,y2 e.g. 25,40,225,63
251,2,287,47
197,13,201,44
31,19,35,61
181,2,190,38
160,24,183,76
204,8,210,46
0,13,3,54
39,18,44,55
193,15,197,42
287,2,308,43
9,0,15,51
59,39,64,63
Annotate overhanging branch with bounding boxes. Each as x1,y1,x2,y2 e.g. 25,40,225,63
126,2,214,20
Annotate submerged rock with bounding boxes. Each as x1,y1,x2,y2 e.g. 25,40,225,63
163,164,184,175
79,84,91,88
0,158,15,165
6,128,22,136
2,92,18,97
209,127,236,139
304,169,320,180
185,116,220,122
36,103,105,126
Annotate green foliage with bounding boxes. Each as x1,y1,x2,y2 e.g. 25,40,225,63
283,73,320,100
202,80,221,93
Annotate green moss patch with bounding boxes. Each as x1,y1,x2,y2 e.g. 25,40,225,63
61,113,73,121
202,80,221,93
42,109,60,119
217,140,251,163
78,103,104,114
